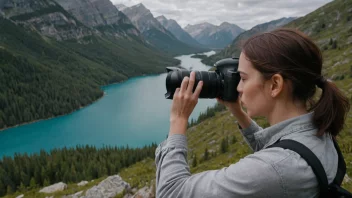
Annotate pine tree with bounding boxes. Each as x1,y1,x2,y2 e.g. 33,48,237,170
203,148,209,161
221,137,229,153
0,181,5,196
231,135,237,144
29,177,36,189
332,40,338,49
6,185,13,195
43,179,50,187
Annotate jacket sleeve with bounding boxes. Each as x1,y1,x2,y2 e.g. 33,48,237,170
239,119,264,152
155,134,283,198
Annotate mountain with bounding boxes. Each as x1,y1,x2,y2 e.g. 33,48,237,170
184,22,245,49
118,3,205,55
156,15,207,50
0,0,179,129
201,17,296,65
55,0,140,37
115,3,128,12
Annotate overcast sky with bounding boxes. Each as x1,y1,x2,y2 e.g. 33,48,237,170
111,0,332,30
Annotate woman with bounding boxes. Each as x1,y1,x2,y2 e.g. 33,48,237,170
155,28,350,198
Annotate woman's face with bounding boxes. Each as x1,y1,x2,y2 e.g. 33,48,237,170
237,52,273,118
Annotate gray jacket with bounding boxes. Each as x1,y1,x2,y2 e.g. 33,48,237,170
155,112,338,198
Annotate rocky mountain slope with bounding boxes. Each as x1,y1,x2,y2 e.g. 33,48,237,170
156,15,206,50
118,3,205,55
184,22,245,49
56,0,140,37
0,0,179,129
201,17,296,65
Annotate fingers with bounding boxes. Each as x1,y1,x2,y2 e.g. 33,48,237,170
187,72,195,93
180,76,189,93
193,81,203,98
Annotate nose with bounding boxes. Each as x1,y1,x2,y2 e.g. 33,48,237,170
237,79,243,94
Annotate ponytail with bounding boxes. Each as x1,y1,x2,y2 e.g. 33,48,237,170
313,79,350,136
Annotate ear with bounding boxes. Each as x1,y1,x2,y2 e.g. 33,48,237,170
270,74,284,98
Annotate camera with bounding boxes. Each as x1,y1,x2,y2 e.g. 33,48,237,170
165,58,241,102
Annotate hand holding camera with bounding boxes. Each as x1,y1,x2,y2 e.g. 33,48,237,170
166,58,252,130
169,72,203,136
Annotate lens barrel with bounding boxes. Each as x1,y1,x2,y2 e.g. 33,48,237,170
165,69,221,99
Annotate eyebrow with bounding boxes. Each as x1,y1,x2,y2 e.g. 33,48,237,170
238,71,248,75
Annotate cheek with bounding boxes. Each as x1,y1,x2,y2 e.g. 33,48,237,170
242,82,270,116
242,81,261,100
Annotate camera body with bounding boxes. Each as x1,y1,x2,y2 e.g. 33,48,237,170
165,57,240,102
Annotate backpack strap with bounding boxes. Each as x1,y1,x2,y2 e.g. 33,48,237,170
268,139,328,197
331,137,346,185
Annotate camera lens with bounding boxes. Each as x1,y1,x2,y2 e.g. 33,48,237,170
165,69,221,99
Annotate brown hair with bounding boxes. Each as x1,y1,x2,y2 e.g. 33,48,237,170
241,28,350,136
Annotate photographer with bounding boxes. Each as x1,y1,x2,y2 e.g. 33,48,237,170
155,28,350,198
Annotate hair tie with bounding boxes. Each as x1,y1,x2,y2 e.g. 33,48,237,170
316,76,327,88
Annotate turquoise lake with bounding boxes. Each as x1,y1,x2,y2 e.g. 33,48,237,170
0,51,217,157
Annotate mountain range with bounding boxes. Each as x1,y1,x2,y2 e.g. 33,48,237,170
185,22,245,49
201,17,296,65
117,3,205,55
156,15,207,50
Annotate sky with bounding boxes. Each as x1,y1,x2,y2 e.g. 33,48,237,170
111,0,332,30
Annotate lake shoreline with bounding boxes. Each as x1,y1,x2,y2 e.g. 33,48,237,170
0,55,198,133
0,51,217,158
0,92,107,132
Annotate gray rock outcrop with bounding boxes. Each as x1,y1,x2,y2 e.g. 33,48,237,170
82,175,130,198
77,181,89,186
39,182,67,193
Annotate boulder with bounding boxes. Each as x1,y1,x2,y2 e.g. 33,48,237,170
39,182,67,193
77,181,89,186
16,195,24,198
82,175,130,198
63,190,84,198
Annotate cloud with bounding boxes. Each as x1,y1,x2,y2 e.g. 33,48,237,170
111,0,332,29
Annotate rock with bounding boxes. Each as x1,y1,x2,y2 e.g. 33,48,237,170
77,181,89,186
16,195,24,198
208,140,216,145
333,61,341,67
131,188,138,194
63,190,84,198
132,186,154,198
82,175,130,198
347,36,352,45
343,174,352,184
123,193,134,198
39,182,67,193
45,196,54,198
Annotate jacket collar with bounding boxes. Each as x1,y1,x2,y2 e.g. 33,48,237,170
254,112,317,149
